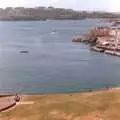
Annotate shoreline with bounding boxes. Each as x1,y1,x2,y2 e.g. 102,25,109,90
1,86,120,97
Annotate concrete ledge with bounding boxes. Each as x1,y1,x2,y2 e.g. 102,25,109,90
0,98,16,112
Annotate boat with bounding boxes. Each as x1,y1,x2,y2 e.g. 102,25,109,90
90,46,104,52
20,50,29,53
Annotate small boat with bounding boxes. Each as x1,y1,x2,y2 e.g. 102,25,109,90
105,50,120,57
20,50,29,53
90,46,104,52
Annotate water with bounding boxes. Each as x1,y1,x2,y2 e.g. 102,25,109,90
0,19,119,94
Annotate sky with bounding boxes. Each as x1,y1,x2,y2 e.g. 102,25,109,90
0,0,120,12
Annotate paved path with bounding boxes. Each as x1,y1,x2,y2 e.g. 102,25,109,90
0,97,16,112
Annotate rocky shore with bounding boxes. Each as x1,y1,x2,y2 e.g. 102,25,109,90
72,26,120,57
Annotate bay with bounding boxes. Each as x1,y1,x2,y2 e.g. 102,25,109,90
0,19,119,94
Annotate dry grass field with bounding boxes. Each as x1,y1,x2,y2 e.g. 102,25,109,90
1,89,120,120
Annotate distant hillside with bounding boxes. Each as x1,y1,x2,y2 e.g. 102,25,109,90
0,7,120,21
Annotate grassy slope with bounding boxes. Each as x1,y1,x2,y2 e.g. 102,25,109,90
1,90,120,120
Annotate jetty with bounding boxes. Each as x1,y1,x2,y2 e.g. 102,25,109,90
72,25,120,57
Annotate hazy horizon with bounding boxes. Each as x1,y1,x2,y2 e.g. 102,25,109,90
0,0,120,12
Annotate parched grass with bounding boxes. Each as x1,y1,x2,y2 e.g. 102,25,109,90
1,90,120,120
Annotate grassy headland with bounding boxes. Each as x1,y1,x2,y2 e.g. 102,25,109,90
1,88,120,120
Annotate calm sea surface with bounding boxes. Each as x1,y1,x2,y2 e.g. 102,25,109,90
0,19,120,94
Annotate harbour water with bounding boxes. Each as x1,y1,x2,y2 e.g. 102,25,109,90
0,19,120,94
